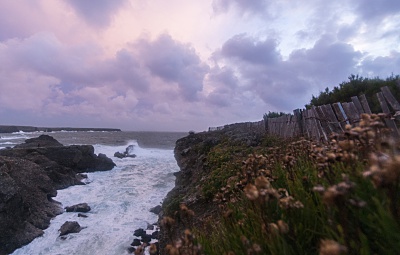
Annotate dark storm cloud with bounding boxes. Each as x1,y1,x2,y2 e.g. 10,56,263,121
212,0,268,15
220,34,280,65
212,33,364,111
355,0,400,21
65,0,127,27
135,34,209,101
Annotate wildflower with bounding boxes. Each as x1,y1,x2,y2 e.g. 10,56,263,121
319,239,347,255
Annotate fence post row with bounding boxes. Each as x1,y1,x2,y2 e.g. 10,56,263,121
207,86,400,141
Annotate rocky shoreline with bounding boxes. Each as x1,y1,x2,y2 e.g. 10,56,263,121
0,135,115,255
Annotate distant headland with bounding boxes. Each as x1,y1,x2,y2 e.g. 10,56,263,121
0,125,121,133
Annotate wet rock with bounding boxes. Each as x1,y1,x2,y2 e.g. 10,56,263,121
133,228,146,237
151,231,159,240
147,224,154,230
150,205,162,215
59,221,82,236
131,238,141,246
114,145,137,159
65,203,91,213
141,234,152,244
78,213,88,218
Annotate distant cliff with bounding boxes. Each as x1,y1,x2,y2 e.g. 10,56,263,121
0,125,121,133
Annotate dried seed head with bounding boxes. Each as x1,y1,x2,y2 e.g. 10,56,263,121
149,243,157,255
277,220,289,234
319,239,347,255
255,176,271,189
244,184,259,200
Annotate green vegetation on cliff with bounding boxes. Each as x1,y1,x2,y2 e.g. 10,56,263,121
306,74,400,112
161,114,400,255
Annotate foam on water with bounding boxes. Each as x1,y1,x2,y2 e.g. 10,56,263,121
11,140,178,255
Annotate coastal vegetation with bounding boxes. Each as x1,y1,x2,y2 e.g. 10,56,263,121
306,74,400,112
156,74,400,255
160,113,400,255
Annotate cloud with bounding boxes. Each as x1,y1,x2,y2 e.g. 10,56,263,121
360,51,400,76
219,34,280,65
135,34,209,101
212,0,268,15
212,33,364,111
355,0,400,22
64,0,128,27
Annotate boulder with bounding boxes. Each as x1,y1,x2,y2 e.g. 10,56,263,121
133,228,146,237
59,221,82,236
65,203,91,213
141,234,152,244
131,238,141,246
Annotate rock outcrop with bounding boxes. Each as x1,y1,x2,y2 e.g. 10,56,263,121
0,156,62,254
0,135,115,254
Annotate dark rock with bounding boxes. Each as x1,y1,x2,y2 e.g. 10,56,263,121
141,234,152,244
151,231,159,240
114,145,137,159
147,224,154,230
0,156,62,255
59,221,82,236
114,151,126,159
131,238,141,246
78,213,88,218
65,203,91,213
0,139,116,174
14,135,63,148
150,205,162,215
133,228,146,237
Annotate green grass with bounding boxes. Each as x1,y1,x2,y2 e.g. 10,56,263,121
165,116,400,255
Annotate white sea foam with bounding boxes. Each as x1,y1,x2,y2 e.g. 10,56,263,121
12,141,177,255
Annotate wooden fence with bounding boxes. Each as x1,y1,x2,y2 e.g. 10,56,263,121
266,86,400,141
208,86,400,141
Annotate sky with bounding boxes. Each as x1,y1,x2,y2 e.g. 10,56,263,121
0,0,399,132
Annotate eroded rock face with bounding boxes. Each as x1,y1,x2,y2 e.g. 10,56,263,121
0,156,63,255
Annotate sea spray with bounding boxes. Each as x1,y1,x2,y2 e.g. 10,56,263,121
11,135,180,255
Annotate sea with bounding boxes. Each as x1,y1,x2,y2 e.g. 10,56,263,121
0,131,187,255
